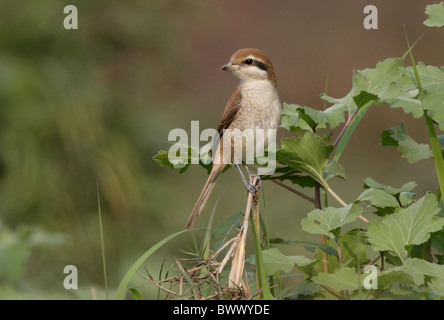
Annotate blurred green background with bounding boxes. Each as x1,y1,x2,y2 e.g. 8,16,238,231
0,0,443,299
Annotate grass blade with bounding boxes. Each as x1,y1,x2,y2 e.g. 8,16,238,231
114,229,188,300
96,180,108,300
250,211,273,300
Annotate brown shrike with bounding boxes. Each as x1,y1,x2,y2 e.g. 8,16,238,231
186,48,282,229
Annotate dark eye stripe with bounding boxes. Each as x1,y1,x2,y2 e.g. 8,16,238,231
253,60,267,71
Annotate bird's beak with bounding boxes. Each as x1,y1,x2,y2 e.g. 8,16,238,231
221,62,240,71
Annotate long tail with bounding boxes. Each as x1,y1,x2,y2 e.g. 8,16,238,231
186,164,225,229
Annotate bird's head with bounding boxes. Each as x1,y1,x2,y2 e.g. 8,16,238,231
221,48,276,86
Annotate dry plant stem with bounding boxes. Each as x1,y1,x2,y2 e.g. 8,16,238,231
270,179,315,203
320,285,343,300
315,183,329,273
359,255,382,274
252,192,261,298
218,238,238,274
228,176,258,288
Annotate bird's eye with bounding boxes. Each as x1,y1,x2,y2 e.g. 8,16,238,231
245,59,253,65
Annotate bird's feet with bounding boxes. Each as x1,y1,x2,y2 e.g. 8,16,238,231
244,173,261,197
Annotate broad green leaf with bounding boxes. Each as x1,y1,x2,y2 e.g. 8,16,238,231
367,194,444,260
313,267,360,291
324,161,347,181
420,90,444,129
376,269,415,291
428,278,444,297
399,192,416,207
432,234,444,253
398,258,444,289
424,2,444,27
394,64,444,130
301,204,363,239
281,103,347,132
353,91,379,109
280,103,313,132
153,149,190,172
277,132,334,186
153,147,218,174
282,280,321,299
380,122,433,163
334,230,369,268
301,104,346,130
322,57,405,112
357,188,399,208
353,58,405,101
261,248,315,275
363,177,416,195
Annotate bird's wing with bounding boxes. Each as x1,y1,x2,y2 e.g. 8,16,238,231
216,86,242,137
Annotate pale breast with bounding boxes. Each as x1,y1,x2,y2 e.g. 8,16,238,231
234,80,281,131
221,80,281,164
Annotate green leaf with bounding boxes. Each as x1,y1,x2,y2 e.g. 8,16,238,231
424,2,444,27
324,161,347,181
354,58,405,101
322,57,404,112
363,177,416,195
280,103,314,132
313,267,360,291
282,280,321,299
399,192,416,207
281,103,347,132
353,91,379,109
301,204,363,239
380,122,433,163
301,104,346,130
357,188,399,208
376,269,416,291
420,90,444,130
261,248,315,275
367,194,444,261
277,132,334,187
429,278,444,297
336,230,369,268
152,149,191,173
395,64,444,130
398,258,444,289
432,234,444,253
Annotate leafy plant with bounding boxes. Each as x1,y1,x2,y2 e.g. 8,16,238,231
148,2,444,300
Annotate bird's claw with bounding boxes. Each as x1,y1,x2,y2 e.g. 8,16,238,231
245,184,258,197
245,175,261,197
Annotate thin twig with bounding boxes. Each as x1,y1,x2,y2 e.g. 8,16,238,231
270,179,315,203
315,182,329,273
218,238,238,274
229,176,258,288
358,255,381,274
320,285,343,300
